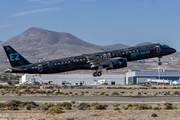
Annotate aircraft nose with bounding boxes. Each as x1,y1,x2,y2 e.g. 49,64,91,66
171,48,176,53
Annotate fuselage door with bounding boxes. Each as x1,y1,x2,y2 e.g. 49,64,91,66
38,64,43,72
156,45,161,53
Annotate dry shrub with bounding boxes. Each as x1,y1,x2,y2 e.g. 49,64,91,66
48,106,63,114
6,100,22,107
151,113,158,117
137,92,142,96
114,107,120,110
78,106,84,110
93,104,106,110
61,102,72,110
112,92,120,96
137,104,152,110
55,102,72,110
3,106,19,110
78,102,90,110
152,104,161,110
162,102,176,110
90,103,106,110
103,104,108,107
66,118,75,120
119,105,128,110
100,92,105,95
90,102,99,107
127,103,152,110
173,91,179,95
36,107,40,110
70,101,76,104
41,103,55,111
24,105,31,110
19,101,37,107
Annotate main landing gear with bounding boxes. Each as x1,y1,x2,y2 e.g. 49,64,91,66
93,71,102,77
93,65,103,77
158,56,162,66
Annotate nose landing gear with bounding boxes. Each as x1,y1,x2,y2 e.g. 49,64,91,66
158,56,162,66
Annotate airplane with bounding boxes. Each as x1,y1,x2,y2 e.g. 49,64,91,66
3,43,176,77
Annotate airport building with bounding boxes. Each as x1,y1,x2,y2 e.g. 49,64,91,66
125,70,180,84
19,74,125,85
19,70,180,85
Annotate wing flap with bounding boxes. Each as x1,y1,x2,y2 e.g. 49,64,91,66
82,54,110,68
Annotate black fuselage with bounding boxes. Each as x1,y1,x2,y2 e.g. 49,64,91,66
10,43,176,74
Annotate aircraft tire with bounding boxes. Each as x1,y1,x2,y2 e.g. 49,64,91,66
93,72,98,77
158,62,162,66
97,72,102,76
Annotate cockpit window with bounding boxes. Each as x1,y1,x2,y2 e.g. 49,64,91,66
160,43,169,48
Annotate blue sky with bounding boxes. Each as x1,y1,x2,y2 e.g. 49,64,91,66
1,0,180,51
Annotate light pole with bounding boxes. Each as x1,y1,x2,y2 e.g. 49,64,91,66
158,69,160,81
81,70,83,85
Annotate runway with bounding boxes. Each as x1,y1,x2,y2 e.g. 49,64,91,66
1,96,180,104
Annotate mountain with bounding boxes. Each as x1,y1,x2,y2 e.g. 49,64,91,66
0,27,130,58
0,27,129,69
0,27,102,58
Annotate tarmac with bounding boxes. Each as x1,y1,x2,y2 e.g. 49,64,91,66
1,96,180,104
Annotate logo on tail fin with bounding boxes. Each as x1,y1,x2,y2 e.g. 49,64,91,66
6,47,10,51
3,45,31,67
9,53,20,61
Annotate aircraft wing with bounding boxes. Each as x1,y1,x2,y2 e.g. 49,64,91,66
82,54,110,68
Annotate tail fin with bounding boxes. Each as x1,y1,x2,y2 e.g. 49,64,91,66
3,45,31,67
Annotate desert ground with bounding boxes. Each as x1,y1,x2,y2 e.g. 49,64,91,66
0,110,180,120
1,85,180,120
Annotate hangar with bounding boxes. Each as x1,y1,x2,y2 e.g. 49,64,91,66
125,70,180,84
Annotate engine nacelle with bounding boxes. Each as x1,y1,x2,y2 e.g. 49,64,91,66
106,57,127,70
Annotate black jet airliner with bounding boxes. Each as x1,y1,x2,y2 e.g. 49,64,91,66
3,43,176,77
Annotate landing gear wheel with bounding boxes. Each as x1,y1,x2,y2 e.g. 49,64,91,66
93,71,102,77
97,72,102,76
93,72,98,77
158,62,162,66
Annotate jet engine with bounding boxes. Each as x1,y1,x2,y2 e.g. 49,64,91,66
106,57,127,70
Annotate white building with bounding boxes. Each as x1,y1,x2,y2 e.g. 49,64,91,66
20,74,125,85
126,70,180,84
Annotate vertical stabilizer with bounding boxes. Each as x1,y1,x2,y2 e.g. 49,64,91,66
3,45,31,67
